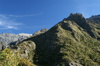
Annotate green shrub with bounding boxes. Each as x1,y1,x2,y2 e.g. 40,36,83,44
0,48,35,66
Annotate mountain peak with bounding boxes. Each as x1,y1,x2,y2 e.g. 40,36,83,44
63,13,87,28
70,13,83,17
63,13,87,29
66,13,84,21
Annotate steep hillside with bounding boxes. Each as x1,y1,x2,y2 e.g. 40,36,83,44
22,13,100,66
11,40,36,63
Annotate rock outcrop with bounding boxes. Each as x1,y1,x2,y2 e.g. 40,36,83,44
11,40,36,63
33,28,48,36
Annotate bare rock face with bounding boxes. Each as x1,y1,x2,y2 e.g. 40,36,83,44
69,62,83,66
0,33,32,50
0,28,47,50
33,28,48,36
41,28,48,32
57,62,83,66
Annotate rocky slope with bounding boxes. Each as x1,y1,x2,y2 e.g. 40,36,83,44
0,33,32,50
19,13,100,66
33,28,48,36
11,40,36,63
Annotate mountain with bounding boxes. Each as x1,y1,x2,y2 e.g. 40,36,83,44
87,14,100,24
0,33,32,50
1,13,100,66
0,28,47,51
21,13,100,66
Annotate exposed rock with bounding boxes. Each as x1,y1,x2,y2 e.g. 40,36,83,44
11,41,36,62
41,28,48,32
0,33,32,50
66,13,98,39
69,62,83,66
33,28,48,36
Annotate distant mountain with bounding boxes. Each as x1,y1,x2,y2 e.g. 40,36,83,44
0,28,48,51
89,14,100,19
0,33,32,50
87,14,100,24
1,13,100,66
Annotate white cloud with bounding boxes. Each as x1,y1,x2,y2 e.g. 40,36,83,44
0,26,18,30
0,12,43,18
0,15,7,18
0,12,43,30
0,18,22,30
0,21,3,25
7,26,18,29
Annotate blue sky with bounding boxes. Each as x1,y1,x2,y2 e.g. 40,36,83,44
0,0,100,34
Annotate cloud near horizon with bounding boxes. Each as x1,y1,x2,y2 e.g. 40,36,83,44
0,12,43,18
0,16,22,30
0,12,43,30
0,20,22,30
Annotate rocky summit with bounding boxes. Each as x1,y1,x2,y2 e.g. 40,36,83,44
0,13,100,66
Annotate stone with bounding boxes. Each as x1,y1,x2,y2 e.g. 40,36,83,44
0,33,32,50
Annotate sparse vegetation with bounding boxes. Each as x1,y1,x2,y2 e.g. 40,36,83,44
0,48,35,66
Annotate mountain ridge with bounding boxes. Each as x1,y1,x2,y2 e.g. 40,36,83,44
1,13,100,66
18,13,100,66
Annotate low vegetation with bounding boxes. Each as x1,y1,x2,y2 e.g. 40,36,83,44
0,48,35,66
